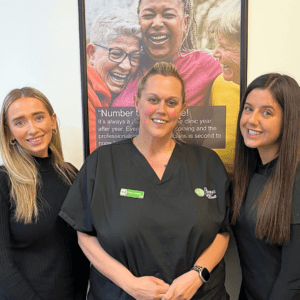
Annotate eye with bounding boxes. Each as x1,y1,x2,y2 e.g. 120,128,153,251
15,121,24,126
141,13,154,19
163,13,176,19
110,49,124,60
147,97,159,104
243,106,252,112
36,115,44,121
167,99,178,107
263,110,272,116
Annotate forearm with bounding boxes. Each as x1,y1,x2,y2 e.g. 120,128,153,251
194,232,230,272
77,231,136,295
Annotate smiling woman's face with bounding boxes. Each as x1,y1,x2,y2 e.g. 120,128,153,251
138,0,187,62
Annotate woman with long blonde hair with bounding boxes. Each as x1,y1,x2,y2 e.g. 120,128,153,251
0,87,89,299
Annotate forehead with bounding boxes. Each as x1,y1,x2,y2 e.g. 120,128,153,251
108,35,140,52
139,0,185,13
7,97,48,119
144,74,182,97
217,34,239,49
245,88,281,108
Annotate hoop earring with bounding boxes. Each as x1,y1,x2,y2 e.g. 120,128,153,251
136,111,139,117
10,139,17,146
52,128,57,134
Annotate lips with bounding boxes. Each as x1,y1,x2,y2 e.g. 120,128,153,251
248,129,261,136
27,136,43,145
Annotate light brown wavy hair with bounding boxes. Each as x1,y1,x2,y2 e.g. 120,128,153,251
0,87,76,223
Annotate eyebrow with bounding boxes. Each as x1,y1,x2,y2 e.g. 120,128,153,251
11,111,46,123
244,102,275,110
141,7,177,13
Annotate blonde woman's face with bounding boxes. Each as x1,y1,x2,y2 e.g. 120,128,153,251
7,97,56,158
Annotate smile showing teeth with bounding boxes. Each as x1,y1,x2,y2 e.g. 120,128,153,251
221,63,229,69
248,129,261,135
153,119,167,124
110,72,127,83
149,35,169,42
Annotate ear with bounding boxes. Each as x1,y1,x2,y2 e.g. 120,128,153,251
183,14,189,36
87,44,97,65
180,103,187,116
51,113,57,130
134,94,139,111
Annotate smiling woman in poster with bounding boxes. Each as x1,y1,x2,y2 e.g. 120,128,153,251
113,0,222,107
60,62,230,300
0,87,89,299
232,73,300,300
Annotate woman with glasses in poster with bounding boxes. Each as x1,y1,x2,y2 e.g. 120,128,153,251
60,62,230,300
113,0,222,107
232,74,300,300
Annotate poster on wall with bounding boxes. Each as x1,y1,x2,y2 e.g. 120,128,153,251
78,0,248,173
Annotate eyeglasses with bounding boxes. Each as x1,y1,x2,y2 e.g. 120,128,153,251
94,44,141,67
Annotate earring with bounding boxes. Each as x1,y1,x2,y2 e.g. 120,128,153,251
52,128,57,134
136,111,139,116
10,139,16,146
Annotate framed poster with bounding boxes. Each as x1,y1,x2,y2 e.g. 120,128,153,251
78,0,248,173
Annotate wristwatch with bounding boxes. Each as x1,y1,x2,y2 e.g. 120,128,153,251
191,265,211,282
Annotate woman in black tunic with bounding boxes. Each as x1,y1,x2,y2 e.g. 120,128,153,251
60,62,230,300
232,73,300,300
0,87,89,299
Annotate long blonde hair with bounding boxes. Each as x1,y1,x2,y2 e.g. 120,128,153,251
0,87,76,223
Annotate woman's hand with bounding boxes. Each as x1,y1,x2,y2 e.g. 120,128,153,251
161,271,202,300
129,276,170,300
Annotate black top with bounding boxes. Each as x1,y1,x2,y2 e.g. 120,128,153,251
0,154,89,300
233,158,300,300
59,139,230,300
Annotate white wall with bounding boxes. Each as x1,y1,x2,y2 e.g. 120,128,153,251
0,0,84,168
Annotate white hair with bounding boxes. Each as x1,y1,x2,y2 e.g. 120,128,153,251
207,0,241,44
90,8,142,47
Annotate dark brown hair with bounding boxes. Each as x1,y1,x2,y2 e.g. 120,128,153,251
232,73,300,244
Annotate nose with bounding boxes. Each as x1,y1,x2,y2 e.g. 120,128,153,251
152,14,164,28
27,121,38,135
212,45,221,58
157,101,167,114
247,111,260,126
118,55,131,71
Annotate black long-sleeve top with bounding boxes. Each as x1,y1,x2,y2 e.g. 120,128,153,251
234,158,300,300
0,155,89,300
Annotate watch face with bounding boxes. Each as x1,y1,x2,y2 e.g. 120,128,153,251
201,268,211,282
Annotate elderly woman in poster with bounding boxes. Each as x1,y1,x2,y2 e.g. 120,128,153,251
113,0,222,107
86,8,141,152
207,0,241,174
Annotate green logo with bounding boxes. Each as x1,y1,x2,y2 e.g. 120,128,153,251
195,188,205,197
120,188,144,199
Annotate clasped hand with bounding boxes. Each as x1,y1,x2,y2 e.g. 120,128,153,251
131,271,202,300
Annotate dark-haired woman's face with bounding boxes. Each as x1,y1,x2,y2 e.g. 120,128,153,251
240,88,283,164
139,0,187,62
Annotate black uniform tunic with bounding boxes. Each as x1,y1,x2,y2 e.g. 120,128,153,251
60,139,230,300
233,158,300,300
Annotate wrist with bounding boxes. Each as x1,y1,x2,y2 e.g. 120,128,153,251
191,265,211,283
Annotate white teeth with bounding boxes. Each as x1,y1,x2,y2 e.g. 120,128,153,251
221,64,229,69
153,119,167,124
248,129,260,135
110,72,127,83
29,137,42,142
150,35,168,41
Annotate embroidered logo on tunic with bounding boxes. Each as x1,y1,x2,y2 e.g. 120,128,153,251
195,187,217,199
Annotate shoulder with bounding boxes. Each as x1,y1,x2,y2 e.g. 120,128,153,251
0,166,10,202
291,165,300,224
177,142,225,169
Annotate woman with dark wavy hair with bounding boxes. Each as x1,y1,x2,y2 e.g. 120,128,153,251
232,73,300,300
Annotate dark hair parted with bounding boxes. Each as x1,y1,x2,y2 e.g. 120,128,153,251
137,0,197,52
232,73,300,244
137,61,186,104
